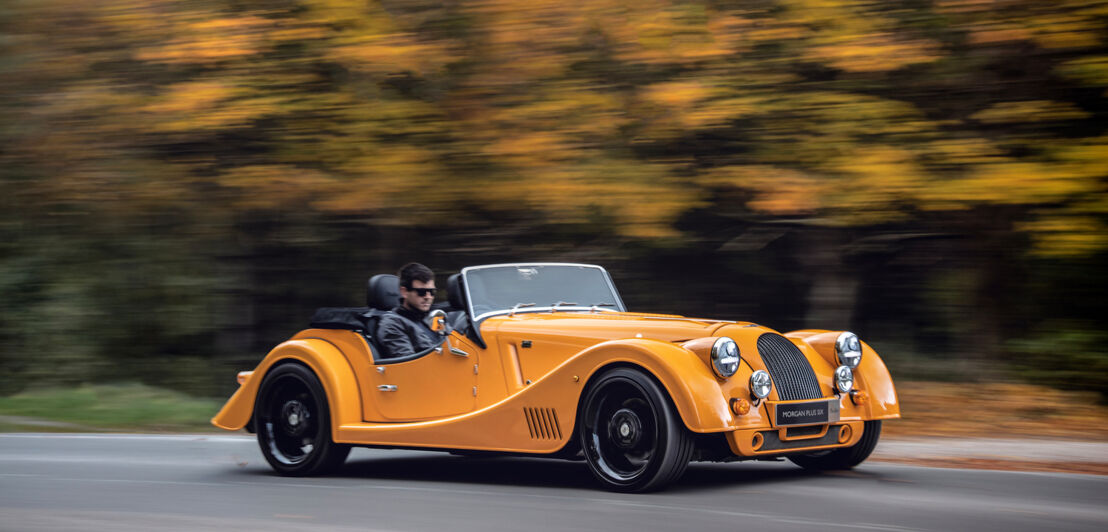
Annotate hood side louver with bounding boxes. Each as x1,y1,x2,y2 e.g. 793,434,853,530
524,407,562,439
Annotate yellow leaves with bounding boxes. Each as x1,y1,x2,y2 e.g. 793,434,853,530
1025,14,1103,50
779,0,944,72
700,166,828,216
925,139,1004,165
137,16,271,65
807,33,943,72
497,160,699,239
636,82,760,136
320,145,455,218
330,35,457,77
943,0,1106,50
829,147,927,202
1019,216,1108,257
1056,55,1108,87
141,80,286,133
641,81,714,108
219,166,339,210
923,162,1099,206
483,133,573,166
971,100,1091,124
142,81,236,115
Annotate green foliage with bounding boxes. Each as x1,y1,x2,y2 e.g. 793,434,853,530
0,383,221,431
1008,323,1108,401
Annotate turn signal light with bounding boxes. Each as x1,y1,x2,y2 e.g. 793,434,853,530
850,390,868,406
730,398,751,416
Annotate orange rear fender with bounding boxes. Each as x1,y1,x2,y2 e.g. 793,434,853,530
210,339,362,431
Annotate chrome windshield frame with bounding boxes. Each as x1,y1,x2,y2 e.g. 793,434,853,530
461,263,627,322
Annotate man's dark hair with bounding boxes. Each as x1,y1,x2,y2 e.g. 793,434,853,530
398,262,434,288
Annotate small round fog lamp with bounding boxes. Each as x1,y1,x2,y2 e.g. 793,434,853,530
834,365,854,394
750,370,772,400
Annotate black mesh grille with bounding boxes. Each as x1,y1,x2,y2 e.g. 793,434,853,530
757,333,822,401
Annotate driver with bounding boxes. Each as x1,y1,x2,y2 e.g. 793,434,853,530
376,262,440,358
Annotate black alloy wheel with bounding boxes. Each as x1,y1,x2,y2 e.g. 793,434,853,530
787,420,882,471
578,367,694,492
255,363,350,476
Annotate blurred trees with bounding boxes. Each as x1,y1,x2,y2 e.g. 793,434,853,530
1,0,1106,397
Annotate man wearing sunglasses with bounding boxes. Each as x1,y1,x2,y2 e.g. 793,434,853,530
376,262,440,359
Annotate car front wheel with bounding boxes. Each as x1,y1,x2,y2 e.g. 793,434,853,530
255,363,350,476
579,367,694,492
787,420,881,471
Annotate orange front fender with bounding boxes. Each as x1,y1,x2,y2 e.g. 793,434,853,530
786,330,900,419
560,338,735,433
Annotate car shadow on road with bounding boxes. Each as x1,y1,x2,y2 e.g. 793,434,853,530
234,451,878,492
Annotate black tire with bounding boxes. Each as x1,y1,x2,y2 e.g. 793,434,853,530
787,420,881,471
578,367,694,492
255,363,350,476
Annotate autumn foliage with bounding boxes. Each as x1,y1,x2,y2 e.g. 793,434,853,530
1,0,1106,396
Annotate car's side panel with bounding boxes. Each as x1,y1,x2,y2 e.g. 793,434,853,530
785,330,900,419
363,339,478,421
333,339,735,453
210,338,362,430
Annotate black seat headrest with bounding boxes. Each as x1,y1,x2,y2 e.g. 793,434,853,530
367,274,400,311
447,273,466,311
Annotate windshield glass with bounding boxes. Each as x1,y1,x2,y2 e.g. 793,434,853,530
463,264,625,320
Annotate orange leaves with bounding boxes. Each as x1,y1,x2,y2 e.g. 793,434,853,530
3,0,1107,252
330,35,457,77
806,33,943,73
137,16,272,65
700,166,827,216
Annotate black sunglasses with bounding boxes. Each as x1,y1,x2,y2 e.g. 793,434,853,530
406,287,436,297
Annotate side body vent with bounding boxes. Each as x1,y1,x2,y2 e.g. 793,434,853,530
524,407,562,440
756,333,823,401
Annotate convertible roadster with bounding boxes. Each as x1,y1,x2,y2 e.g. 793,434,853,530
213,263,899,492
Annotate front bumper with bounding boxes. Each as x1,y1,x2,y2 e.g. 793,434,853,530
726,420,865,456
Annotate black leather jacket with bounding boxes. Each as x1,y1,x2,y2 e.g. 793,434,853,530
376,305,439,359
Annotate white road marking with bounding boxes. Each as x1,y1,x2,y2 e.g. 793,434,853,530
0,433,252,442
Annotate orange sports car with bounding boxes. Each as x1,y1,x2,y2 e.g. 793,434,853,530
213,263,899,492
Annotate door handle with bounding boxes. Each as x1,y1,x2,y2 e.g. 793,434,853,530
377,384,398,392
449,347,470,357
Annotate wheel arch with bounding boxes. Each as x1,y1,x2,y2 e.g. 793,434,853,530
567,340,735,434
785,330,900,419
211,338,363,433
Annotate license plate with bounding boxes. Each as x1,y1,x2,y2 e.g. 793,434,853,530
773,399,840,426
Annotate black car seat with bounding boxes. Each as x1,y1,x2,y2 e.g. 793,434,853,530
447,273,466,311
367,274,400,311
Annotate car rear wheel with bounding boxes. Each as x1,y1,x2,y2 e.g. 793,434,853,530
255,363,350,476
579,367,694,492
787,420,881,471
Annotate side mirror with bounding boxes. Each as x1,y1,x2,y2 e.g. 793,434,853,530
426,309,449,335
425,309,468,357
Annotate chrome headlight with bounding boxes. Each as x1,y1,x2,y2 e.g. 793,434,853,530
710,337,740,378
749,370,772,399
834,365,854,393
835,332,862,369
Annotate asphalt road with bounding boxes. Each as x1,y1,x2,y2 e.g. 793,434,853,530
1,434,1105,531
